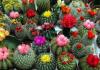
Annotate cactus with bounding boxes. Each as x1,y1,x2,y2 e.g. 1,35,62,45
80,54,100,70
40,10,57,24
96,34,100,47
51,34,70,56
13,44,36,70
36,53,56,70
57,52,76,70
32,36,50,54
0,47,13,70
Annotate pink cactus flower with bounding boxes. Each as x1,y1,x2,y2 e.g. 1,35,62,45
56,34,70,47
9,11,20,19
83,20,95,30
0,47,9,61
18,44,30,54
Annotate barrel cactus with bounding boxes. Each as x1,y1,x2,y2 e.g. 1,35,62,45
40,10,57,24
80,54,100,70
13,44,36,70
0,47,13,70
72,42,94,58
51,34,70,56
32,36,50,54
57,52,76,70
36,0,50,14
36,53,56,70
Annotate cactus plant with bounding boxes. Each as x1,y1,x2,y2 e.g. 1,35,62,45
40,10,57,24
57,52,76,70
96,34,100,47
0,47,13,70
13,44,36,70
80,54,100,70
32,36,50,54
36,53,56,70
51,34,70,56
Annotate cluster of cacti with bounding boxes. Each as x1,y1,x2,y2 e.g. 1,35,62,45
57,52,76,70
36,53,56,70
0,0,99,69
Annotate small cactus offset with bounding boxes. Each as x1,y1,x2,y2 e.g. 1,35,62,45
51,34,70,56
13,44,36,70
36,53,56,70
32,36,50,54
57,52,76,70
40,10,57,24
0,47,13,70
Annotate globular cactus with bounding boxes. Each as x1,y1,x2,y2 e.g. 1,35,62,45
36,53,56,70
57,52,76,70
13,44,36,70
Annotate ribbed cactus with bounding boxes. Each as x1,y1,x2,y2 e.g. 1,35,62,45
36,53,56,70
40,10,57,24
0,47,13,70
80,54,100,70
13,44,36,70
32,36,50,54
36,0,50,14
57,52,76,70
51,34,70,56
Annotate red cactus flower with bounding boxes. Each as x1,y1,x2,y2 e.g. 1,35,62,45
26,9,36,18
87,30,95,39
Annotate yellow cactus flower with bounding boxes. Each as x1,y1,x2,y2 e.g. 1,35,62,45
0,23,6,28
40,54,51,63
43,11,52,18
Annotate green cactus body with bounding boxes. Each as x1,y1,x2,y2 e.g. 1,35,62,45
97,35,100,47
40,11,57,24
36,0,50,14
36,53,56,70
95,22,100,33
57,52,76,70
15,26,27,41
13,48,36,70
51,38,70,56
0,48,13,70
80,54,100,70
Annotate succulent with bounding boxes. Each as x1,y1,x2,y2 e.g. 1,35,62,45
80,54,100,70
57,52,76,70
51,34,70,56
0,47,13,70
95,21,100,33
13,44,36,70
72,42,94,58
36,53,56,70
41,23,56,40
32,36,50,54
40,10,57,24
36,0,50,14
